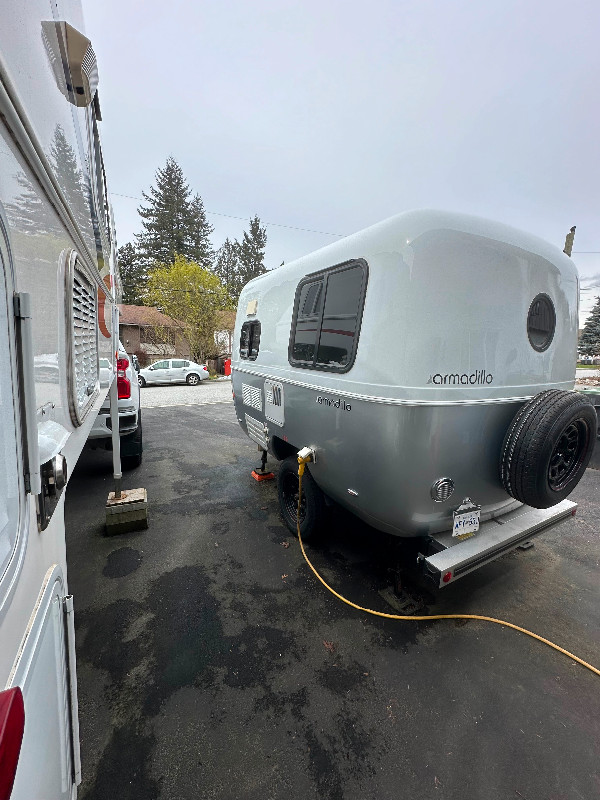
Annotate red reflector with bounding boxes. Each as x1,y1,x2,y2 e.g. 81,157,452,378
117,377,131,399
571,508,577,516
442,571,453,584
0,687,25,800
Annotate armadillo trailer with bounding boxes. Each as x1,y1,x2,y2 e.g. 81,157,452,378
232,210,595,586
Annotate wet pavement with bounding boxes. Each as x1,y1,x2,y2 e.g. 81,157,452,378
65,402,600,800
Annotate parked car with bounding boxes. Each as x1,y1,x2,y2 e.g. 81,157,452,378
88,342,143,468
138,358,209,387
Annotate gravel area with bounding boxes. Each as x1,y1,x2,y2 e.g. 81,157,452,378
140,378,233,408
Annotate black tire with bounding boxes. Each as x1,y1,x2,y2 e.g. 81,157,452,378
138,375,146,387
501,390,596,508
186,373,201,386
277,455,325,542
121,411,143,470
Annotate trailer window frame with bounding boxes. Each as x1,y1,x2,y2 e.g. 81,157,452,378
0,213,27,606
288,259,368,373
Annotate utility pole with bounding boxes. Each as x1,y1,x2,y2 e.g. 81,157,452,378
563,226,576,257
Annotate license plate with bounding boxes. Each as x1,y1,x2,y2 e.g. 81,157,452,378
453,509,480,537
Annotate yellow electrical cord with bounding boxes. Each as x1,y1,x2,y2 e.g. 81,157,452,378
296,459,600,679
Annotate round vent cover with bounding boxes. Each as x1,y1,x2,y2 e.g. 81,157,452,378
431,477,455,503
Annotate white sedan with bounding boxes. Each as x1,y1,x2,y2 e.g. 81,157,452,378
138,358,210,387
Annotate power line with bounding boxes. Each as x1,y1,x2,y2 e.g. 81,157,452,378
109,192,345,238
110,192,600,247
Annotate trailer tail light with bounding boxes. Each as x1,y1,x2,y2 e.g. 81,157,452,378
117,357,131,399
442,571,453,584
0,687,25,800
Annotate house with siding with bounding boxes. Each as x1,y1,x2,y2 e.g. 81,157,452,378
118,305,191,363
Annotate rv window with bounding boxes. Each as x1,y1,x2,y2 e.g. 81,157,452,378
289,261,367,372
527,294,555,352
292,279,324,363
240,321,261,360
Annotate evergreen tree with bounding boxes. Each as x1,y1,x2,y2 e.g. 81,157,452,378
236,215,267,292
118,243,147,305
5,171,56,235
50,125,90,236
188,194,214,269
135,157,213,267
6,125,87,237
579,296,600,356
213,238,241,306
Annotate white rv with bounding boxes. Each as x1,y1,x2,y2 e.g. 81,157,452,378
0,4,119,797
232,210,596,587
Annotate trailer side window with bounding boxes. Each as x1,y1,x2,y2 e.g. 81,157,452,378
240,321,261,361
289,260,367,372
291,279,324,364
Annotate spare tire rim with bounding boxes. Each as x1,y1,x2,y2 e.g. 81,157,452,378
548,420,590,491
282,472,306,524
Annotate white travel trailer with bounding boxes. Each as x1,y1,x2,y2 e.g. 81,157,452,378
232,210,596,587
0,3,119,798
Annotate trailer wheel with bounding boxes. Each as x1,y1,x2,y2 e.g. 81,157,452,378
278,456,324,541
501,390,596,508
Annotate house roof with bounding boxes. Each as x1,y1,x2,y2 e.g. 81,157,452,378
118,304,181,328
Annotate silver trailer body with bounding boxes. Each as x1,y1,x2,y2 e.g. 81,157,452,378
232,210,583,581
0,2,118,796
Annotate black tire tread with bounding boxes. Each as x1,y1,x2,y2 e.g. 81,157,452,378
277,456,324,541
501,390,596,507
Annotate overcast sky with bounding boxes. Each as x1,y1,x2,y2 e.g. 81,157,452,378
84,0,600,324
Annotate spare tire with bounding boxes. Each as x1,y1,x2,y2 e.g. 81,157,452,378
500,390,597,508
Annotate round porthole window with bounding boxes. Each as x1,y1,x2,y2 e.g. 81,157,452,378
527,294,555,352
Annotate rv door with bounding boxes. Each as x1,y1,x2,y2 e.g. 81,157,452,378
0,232,79,798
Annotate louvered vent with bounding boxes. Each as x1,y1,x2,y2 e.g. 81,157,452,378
67,254,98,425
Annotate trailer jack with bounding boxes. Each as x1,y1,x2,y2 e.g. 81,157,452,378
251,447,275,481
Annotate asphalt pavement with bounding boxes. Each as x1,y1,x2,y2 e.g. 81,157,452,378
140,378,232,408
65,388,600,800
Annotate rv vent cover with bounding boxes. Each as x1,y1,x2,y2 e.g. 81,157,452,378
42,21,99,109
66,253,98,425
242,383,262,411
430,477,455,503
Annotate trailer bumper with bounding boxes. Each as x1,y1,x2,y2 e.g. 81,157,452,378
423,499,577,587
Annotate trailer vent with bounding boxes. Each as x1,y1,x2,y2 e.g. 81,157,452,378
66,253,98,425
242,383,262,411
431,477,455,503
245,414,269,449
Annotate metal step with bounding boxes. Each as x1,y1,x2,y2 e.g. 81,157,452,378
424,499,577,587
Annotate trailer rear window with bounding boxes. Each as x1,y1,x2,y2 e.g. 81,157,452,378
289,260,367,372
240,320,261,360
527,294,555,352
